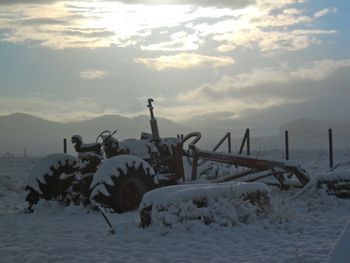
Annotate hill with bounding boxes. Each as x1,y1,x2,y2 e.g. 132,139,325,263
0,113,190,156
1,113,349,156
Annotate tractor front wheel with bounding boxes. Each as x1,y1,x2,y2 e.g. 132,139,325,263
90,155,157,213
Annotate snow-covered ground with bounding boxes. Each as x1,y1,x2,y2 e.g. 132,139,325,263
1,150,350,263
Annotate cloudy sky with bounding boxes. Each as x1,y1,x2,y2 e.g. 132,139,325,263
0,0,349,129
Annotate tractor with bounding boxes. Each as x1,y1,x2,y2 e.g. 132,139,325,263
26,99,188,213
26,98,313,214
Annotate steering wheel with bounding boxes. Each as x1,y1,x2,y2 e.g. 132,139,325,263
96,130,116,144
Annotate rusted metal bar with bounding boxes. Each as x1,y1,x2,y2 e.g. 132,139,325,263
212,132,231,153
239,130,247,154
239,128,250,155
147,98,160,142
270,168,286,189
191,150,199,181
193,149,310,186
245,171,274,182
212,169,263,183
174,141,185,181
182,132,201,147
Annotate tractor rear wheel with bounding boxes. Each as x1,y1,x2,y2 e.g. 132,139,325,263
91,155,157,213
26,154,77,204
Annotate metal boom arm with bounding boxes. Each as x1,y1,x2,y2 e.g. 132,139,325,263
189,146,310,187
147,98,160,142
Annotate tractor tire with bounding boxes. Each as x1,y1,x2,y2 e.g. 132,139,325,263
91,155,157,213
26,153,77,202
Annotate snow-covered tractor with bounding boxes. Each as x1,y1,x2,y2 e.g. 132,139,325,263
25,99,187,213
26,98,313,214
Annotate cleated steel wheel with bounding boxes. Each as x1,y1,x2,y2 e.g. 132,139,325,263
26,154,77,203
91,155,157,213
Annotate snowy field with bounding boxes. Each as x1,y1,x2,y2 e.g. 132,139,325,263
1,150,350,263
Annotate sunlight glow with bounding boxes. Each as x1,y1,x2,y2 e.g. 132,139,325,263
80,2,236,48
0,0,331,52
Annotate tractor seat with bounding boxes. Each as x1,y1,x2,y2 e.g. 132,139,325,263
71,135,101,154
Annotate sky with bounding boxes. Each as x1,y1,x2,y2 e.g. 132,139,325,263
0,0,349,129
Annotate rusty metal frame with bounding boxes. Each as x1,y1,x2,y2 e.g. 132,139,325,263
189,146,310,187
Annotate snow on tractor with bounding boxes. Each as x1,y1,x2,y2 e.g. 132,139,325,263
25,98,348,219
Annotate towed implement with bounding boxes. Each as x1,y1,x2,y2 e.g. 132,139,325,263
26,98,347,216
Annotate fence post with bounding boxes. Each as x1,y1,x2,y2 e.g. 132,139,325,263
63,138,67,154
247,128,250,156
285,130,289,161
328,129,333,168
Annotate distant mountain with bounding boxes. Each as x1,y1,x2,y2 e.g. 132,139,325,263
0,113,190,156
1,113,349,156
0,112,62,140
0,112,271,156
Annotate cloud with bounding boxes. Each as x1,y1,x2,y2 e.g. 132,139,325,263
1,0,59,4
141,31,202,51
138,95,166,102
1,2,215,49
78,69,111,80
18,17,69,26
153,96,300,124
254,8,312,27
256,0,306,10
178,59,350,102
185,3,335,53
313,7,337,18
108,0,255,8
257,29,335,52
134,53,234,70
213,28,336,52
0,0,336,53
290,59,350,81
205,8,336,52
0,96,107,122
1,57,349,127
171,58,350,124
177,70,288,102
